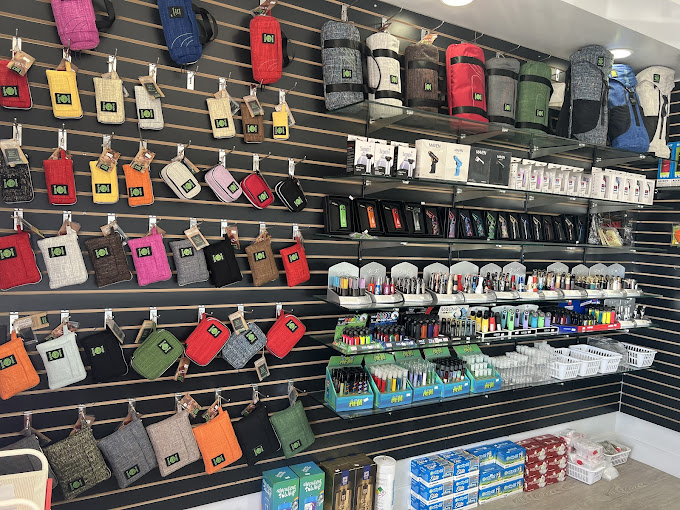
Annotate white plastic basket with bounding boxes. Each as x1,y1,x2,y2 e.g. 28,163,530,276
566,349,602,377
569,345,622,374
550,354,581,380
603,445,631,466
566,462,605,484
621,342,657,368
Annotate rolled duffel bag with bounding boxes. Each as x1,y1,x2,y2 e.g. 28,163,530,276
637,66,675,158
365,31,402,114
321,20,364,111
608,64,650,154
486,57,520,127
50,0,115,51
404,42,440,112
445,43,488,123
557,45,612,145
250,13,289,85
515,61,552,133
157,0,217,66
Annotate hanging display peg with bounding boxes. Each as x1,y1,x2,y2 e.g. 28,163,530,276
149,307,158,324
108,50,117,73
9,312,19,332
219,146,235,167
259,222,266,235
253,153,260,173
148,215,157,231
187,66,197,90
107,213,116,224
62,43,71,63
220,219,229,237
292,223,300,240
102,133,113,149
177,140,191,158
174,392,182,407
58,125,67,150
128,398,136,415
61,310,70,324
218,76,227,91
276,302,283,317
23,410,32,432
288,156,306,176
13,208,23,230
198,305,206,321
249,83,259,97
149,58,159,82
104,308,113,328
13,119,22,146
62,210,72,224
11,29,21,54
420,20,444,42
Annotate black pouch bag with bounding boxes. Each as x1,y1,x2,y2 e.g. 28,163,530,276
404,203,427,236
233,402,281,465
204,239,242,287
275,176,307,212
0,153,34,204
80,330,128,382
380,201,407,236
354,199,383,234
324,196,353,234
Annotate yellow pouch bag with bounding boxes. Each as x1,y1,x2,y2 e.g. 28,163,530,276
46,61,83,119
90,160,119,204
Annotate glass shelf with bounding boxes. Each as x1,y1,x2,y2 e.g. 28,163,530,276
312,364,652,420
310,320,654,355
335,100,664,170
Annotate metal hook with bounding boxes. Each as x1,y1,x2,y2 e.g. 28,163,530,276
258,79,264,91
78,404,86,419
539,54,552,62
430,20,445,32
285,81,298,95
381,6,403,27
260,152,272,161
472,32,483,43
23,410,32,432
128,398,136,415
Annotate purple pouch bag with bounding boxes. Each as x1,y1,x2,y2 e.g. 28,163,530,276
51,0,115,51
205,165,243,203
127,227,171,286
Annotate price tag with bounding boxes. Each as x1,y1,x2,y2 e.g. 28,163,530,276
174,356,191,382
179,394,200,417
0,140,28,167
106,318,126,344
255,354,270,381
130,147,155,173
226,226,240,249
138,75,164,98
7,50,34,76
184,225,209,250
135,320,156,344
96,147,120,172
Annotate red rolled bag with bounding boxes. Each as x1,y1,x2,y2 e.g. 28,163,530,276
250,13,290,85
445,43,488,123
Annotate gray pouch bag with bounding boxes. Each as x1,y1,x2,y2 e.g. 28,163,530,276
221,322,267,369
0,434,57,486
146,409,201,478
98,415,158,488
486,57,520,127
170,239,209,286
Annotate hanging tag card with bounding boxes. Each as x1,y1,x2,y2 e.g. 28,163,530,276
174,356,191,382
182,156,201,175
96,147,120,172
184,225,209,250
180,394,201,417
7,50,35,76
288,384,298,406
17,216,45,238
0,140,28,167
130,147,155,173
58,219,81,236
202,399,221,422
138,75,165,98
226,226,240,249
228,311,248,334
252,0,276,16
135,320,157,344
255,354,270,381
419,33,438,45
241,402,257,417
243,94,264,117
106,318,126,344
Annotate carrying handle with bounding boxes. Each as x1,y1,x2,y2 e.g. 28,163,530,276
95,0,116,30
193,4,218,44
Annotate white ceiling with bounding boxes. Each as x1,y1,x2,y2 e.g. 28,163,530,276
383,0,680,73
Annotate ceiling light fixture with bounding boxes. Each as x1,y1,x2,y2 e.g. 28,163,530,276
611,48,633,59
441,0,475,6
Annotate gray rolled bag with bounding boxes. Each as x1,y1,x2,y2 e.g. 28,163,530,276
146,409,201,477
221,322,267,369
366,31,402,118
486,57,520,126
515,61,552,133
321,20,364,111
169,239,209,286
98,414,158,488
404,42,440,112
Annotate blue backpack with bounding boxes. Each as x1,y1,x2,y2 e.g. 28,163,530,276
608,64,650,153
158,0,217,66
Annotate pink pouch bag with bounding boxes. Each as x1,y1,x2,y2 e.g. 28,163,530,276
127,227,171,286
205,165,243,203
51,0,115,51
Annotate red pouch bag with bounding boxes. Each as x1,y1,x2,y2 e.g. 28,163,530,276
446,43,488,123
184,314,231,366
44,149,77,205
250,14,286,85
266,313,305,359
241,171,274,209
279,242,310,287
0,61,32,109
0,226,41,290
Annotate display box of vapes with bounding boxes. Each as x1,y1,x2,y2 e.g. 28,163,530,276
347,135,375,176
324,196,354,235
350,454,376,510
290,462,325,510
364,353,413,409
262,467,299,510
424,347,470,399
394,349,442,403
325,355,374,413
464,364,501,394
556,322,620,334
320,458,354,510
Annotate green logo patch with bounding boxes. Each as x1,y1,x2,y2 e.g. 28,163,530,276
136,246,152,258
138,108,155,119
130,162,144,171
390,75,398,85
293,197,303,207
253,445,264,456
128,186,144,197
124,465,140,479
424,82,433,92
68,478,84,491
95,183,112,194
0,355,17,370
504,103,512,112
257,191,269,202
654,73,661,83
262,33,276,44
244,330,258,344
286,320,298,332
214,118,230,129
158,339,173,354
254,250,266,261
212,253,224,263
211,454,226,467
227,182,239,193
207,324,222,338
290,439,302,451
597,56,604,66
274,126,287,136
473,92,483,101
179,247,194,258
55,93,72,105
2,86,19,97
246,124,258,134
90,345,105,356
3,177,19,188
100,101,117,112
169,6,184,17
51,184,69,195
94,247,110,259
182,179,196,193
342,69,352,79
48,246,67,258
536,109,545,118
165,453,180,467
46,348,64,361
287,252,299,263
0,247,17,260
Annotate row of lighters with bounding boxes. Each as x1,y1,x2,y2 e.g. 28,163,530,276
329,275,422,296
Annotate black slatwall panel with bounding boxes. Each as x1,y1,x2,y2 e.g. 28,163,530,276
0,2,646,509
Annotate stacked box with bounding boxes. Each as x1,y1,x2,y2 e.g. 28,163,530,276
466,440,526,505
516,434,568,492
262,467,299,510
409,450,480,510
290,462,325,510
321,454,376,510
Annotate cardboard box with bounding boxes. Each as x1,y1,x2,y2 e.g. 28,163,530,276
291,462,325,510
531,435,567,457
516,438,547,463
465,445,495,465
579,172,592,198
508,157,522,188
392,142,417,179
590,167,607,199
468,147,492,184
496,445,525,466
415,140,449,180
347,136,375,176
479,463,501,486
350,454,376,510
372,140,395,177
523,467,567,492
262,467,299,510
446,143,471,182
320,458,354,510
642,178,655,205
490,150,512,185
529,162,547,192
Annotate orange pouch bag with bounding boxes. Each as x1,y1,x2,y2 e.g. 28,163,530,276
123,164,154,207
0,331,40,400
192,407,242,474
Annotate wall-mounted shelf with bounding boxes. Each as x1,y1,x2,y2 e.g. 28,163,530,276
336,100,665,170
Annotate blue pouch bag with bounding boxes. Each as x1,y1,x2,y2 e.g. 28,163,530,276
157,0,217,66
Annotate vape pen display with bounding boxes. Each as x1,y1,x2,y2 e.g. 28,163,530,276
330,367,370,396
433,354,467,383
339,328,375,347
401,313,441,340
427,271,526,294
329,276,367,296
396,359,438,387
366,277,396,296
395,277,426,295
525,270,574,291
369,364,408,393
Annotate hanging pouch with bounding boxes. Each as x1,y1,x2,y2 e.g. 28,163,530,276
221,322,267,369
233,402,280,465
241,171,273,209
275,176,306,212
266,313,305,359
279,242,309,288
98,415,157,488
85,233,132,287
157,0,217,66
131,328,183,380
0,152,34,203
0,331,40,400
241,104,264,143
90,160,119,204
206,96,236,138
0,226,41,290
80,329,128,382
44,149,77,205
93,73,125,124
204,238,242,287
124,164,154,207
127,228,172,286
250,14,289,85
192,407,242,474
46,61,83,119
37,225,88,289
43,425,111,500
246,230,278,287
135,86,164,130
146,410,201,477
269,400,315,458
169,239,209,286
161,160,200,199
0,61,32,109
184,314,230,366
36,324,87,390
50,0,115,51
205,164,242,202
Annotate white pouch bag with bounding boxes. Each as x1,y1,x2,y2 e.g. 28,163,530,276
160,161,201,200
36,324,87,389
37,225,88,289
134,86,164,130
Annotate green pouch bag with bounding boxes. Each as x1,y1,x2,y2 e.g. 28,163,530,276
131,328,183,380
269,400,315,458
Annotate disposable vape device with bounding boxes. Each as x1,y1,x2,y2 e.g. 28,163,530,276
499,214,509,238
509,215,520,239
339,203,347,228
448,210,457,238
366,206,377,229
471,211,485,237
391,208,402,229
486,211,496,239
532,216,541,240
507,309,515,331
462,214,473,237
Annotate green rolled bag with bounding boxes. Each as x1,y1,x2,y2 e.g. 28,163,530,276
269,400,315,458
131,328,184,380
515,61,553,133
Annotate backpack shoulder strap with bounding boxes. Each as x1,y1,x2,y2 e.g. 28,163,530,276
95,0,116,30
192,4,218,45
